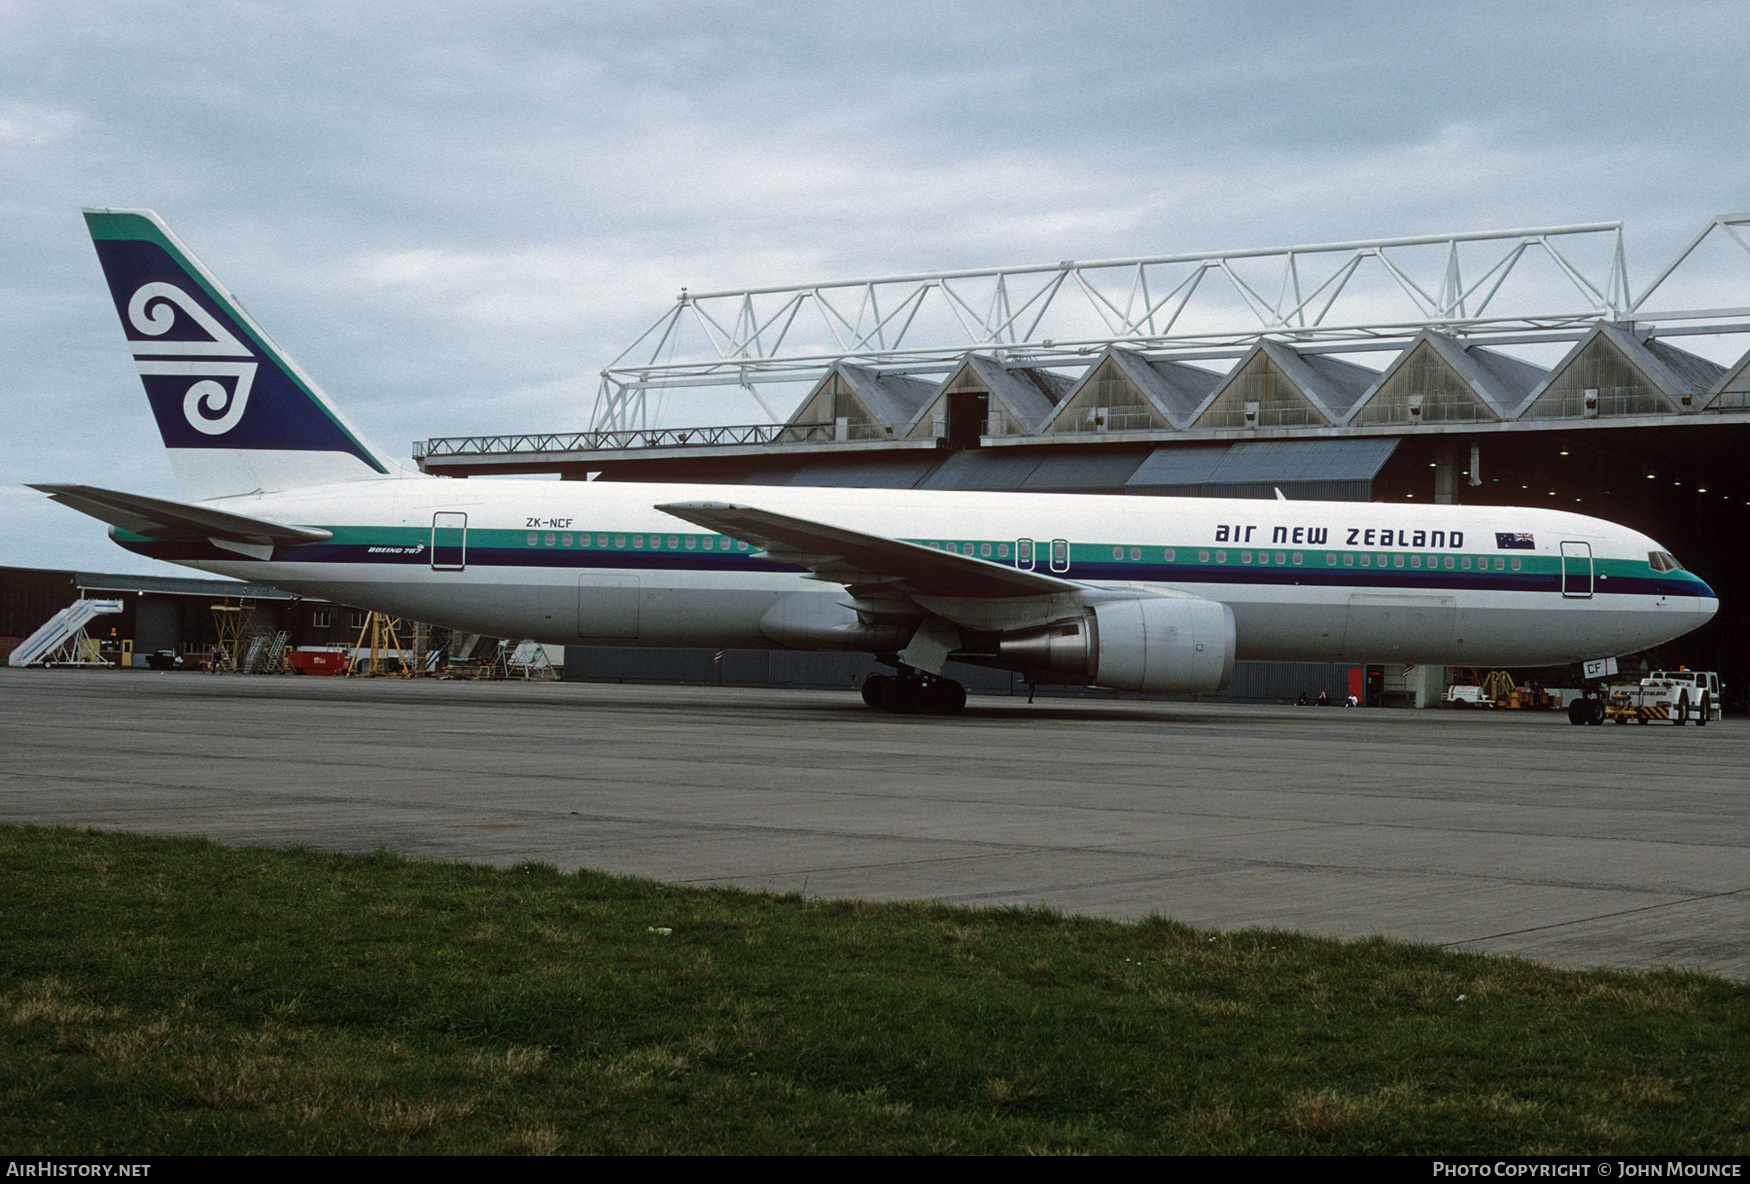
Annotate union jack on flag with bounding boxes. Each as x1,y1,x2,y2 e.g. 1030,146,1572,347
1495,532,1536,550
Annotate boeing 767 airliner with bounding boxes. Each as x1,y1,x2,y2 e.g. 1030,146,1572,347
33,210,1718,715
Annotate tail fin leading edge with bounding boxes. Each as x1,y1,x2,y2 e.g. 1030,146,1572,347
84,209,402,500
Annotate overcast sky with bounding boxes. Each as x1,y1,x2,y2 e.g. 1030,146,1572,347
4,0,1749,574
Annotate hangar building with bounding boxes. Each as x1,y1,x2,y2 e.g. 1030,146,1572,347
413,218,1750,706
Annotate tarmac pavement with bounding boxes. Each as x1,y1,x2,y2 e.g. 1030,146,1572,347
2,667,1744,978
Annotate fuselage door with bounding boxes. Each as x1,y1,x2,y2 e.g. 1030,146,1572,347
1016,538,1035,571
1050,538,1070,574
432,512,467,571
1560,540,1593,599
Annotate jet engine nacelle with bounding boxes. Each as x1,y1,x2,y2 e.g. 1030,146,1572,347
997,596,1235,693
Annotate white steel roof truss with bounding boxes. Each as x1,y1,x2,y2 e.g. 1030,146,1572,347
578,218,1750,431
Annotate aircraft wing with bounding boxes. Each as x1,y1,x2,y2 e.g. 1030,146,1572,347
655,500,1078,597
29,484,333,545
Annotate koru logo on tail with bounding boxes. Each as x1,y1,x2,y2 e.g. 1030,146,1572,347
127,282,258,436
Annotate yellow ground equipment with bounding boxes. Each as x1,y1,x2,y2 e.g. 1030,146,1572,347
348,613,414,677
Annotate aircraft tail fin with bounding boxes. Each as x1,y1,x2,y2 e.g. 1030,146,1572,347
83,208,406,501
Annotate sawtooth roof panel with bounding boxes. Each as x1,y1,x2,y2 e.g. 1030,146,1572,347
1706,342,1750,409
1518,324,1725,418
1347,332,1542,425
1041,347,1223,433
905,354,1066,438
1188,342,1379,429
787,363,935,439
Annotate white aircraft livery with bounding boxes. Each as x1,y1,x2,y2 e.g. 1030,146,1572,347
37,209,1719,714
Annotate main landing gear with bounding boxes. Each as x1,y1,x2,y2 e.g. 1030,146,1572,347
861,670,967,715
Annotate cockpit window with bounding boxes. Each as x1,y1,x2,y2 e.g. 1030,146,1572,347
1648,551,1684,573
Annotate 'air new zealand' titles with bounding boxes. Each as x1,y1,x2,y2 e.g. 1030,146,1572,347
36,209,1719,714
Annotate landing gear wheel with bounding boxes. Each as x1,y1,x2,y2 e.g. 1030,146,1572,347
923,679,967,716
1567,699,1592,726
1587,699,1606,725
882,679,921,714
867,672,966,716
861,674,892,709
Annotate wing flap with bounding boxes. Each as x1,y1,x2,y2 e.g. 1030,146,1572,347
656,500,1075,598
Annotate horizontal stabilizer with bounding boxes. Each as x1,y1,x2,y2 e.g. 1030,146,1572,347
29,484,332,545
656,500,1075,598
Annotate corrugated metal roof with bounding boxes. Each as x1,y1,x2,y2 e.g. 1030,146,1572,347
1128,438,1399,489
1285,347,1382,420
1123,442,1233,486
784,455,940,488
1458,341,1549,407
836,364,937,426
1133,354,1226,425
1642,336,1727,393
916,450,1045,490
964,355,1060,430
1022,448,1153,490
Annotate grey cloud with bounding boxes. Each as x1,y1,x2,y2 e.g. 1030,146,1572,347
3,0,1748,572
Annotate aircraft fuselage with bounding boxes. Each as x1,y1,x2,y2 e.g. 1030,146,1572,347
115,475,1717,669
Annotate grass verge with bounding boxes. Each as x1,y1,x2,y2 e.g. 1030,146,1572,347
2,824,1746,1154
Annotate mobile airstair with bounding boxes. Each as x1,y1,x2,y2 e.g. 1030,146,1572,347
8,599,125,667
